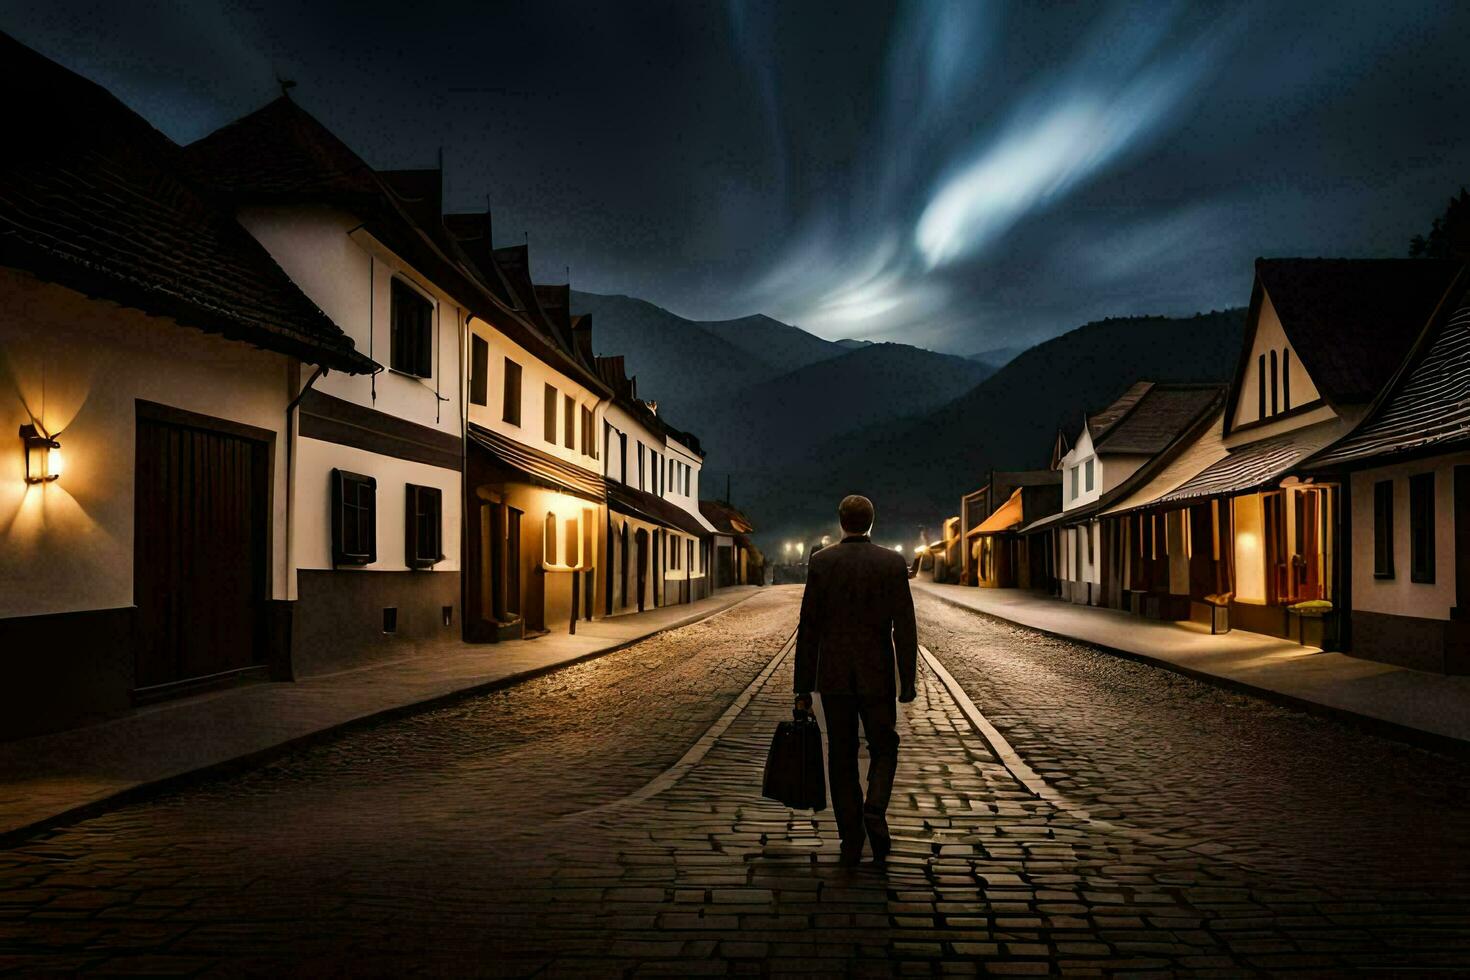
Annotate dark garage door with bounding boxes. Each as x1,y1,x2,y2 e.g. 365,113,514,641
134,404,271,694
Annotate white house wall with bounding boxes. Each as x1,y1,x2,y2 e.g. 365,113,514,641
1350,454,1466,621
1231,290,1323,432
0,268,293,618
237,206,464,441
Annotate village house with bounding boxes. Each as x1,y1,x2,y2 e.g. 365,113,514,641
183,99,483,669
1105,259,1462,643
699,498,763,587
0,37,375,737
1304,269,1470,671
1025,382,1226,609
596,355,714,613
958,469,1061,588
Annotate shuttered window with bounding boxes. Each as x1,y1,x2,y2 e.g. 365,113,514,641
1373,480,1394,579
390,279,433,378
503,359,522,425
544,384,558,443
1410,473,1436,584
469,335,488,406
332,470,377,566
405,484,443,569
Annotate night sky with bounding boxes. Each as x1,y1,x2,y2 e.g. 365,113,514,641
8,1,1470,355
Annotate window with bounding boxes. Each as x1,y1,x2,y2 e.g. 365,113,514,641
544,384,558,443
1257,353,1267,420
581,406,594,456
1373,479,1394,579
1084,459,1094,493
405,484,443,569
1269,349,1279,416
469,335,488,406
684,466,691,496
1282,348,1292,412
565,517,580,567
671,536,681,569
638,444,645,489
502,359,522,425
1410,472,1436,583
619,432,628,484
331,470,376,566
544,512,558,565
564,394,575,449
1069,466,1079,500
390,279,433,378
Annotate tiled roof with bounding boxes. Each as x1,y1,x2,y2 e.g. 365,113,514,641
608,482,712,538
467,423,605,502
185,98,611,395
699,499,755,535
1157,420,1345,503
1309,277,1470,467
1087,382,1153,440
0,33,373,373
1096,384,1226,456
1254,258,1461,404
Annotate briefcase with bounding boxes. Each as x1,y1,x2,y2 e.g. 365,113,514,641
762,708,827,811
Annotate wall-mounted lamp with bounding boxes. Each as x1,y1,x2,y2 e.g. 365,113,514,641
20,424,61,484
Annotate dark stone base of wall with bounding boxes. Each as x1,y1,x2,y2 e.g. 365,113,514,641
1351,609,1470,674
0,607,136,741
292,570,461,677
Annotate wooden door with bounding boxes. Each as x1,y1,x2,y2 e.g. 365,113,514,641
134,408,269,692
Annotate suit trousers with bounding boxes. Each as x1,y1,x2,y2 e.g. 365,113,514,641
819,692,900,845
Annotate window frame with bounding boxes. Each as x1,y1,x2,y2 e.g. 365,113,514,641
331,469,377,567
564,394,576,450
502,358,522,426
543,384,558,444
469,334,489,407
1084,458,1094,493
389,278,434,379
404,483,444,570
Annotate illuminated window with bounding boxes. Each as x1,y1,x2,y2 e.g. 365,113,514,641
544,513,558,565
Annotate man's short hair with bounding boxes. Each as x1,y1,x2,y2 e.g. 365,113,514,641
838,494,875,534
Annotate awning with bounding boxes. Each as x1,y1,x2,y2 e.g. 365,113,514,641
608,481,711,538
1154,421,1345,505
1017,506,1089,534
467,423,605,502
969,487,1025,535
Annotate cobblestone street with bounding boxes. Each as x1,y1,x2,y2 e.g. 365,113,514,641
4,586,1470,975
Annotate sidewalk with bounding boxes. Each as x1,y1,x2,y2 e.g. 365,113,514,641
914,580,1470,752
0,587,761,841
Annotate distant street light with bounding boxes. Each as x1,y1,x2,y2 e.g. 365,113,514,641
894,545,904,553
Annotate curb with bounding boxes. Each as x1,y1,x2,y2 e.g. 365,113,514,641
916,585,1470,759
0,590,764,848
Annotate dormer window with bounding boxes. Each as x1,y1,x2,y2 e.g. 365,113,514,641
1084,459,1094,492
390,278,433,379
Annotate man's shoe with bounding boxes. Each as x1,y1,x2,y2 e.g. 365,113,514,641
864,812,892,863
838,841,864,866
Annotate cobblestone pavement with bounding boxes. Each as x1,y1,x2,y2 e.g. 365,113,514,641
2,586,1469,975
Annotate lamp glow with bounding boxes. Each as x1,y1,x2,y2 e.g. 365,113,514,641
20,424,61,485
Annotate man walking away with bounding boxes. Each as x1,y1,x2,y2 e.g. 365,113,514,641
794,495,918,865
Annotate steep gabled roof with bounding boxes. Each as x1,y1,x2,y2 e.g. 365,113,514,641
185,98,610,395
0,33,373,373
1086,382,1153,441
699,499,755,535
1251,258,1461,405
1308,269,1470,467
1095,383,1227,456
595,354,705,456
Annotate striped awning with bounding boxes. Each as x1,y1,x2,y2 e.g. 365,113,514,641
467,423,605,502
1155,422,1343,504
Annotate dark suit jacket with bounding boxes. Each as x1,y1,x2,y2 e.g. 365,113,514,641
793,534,918,699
